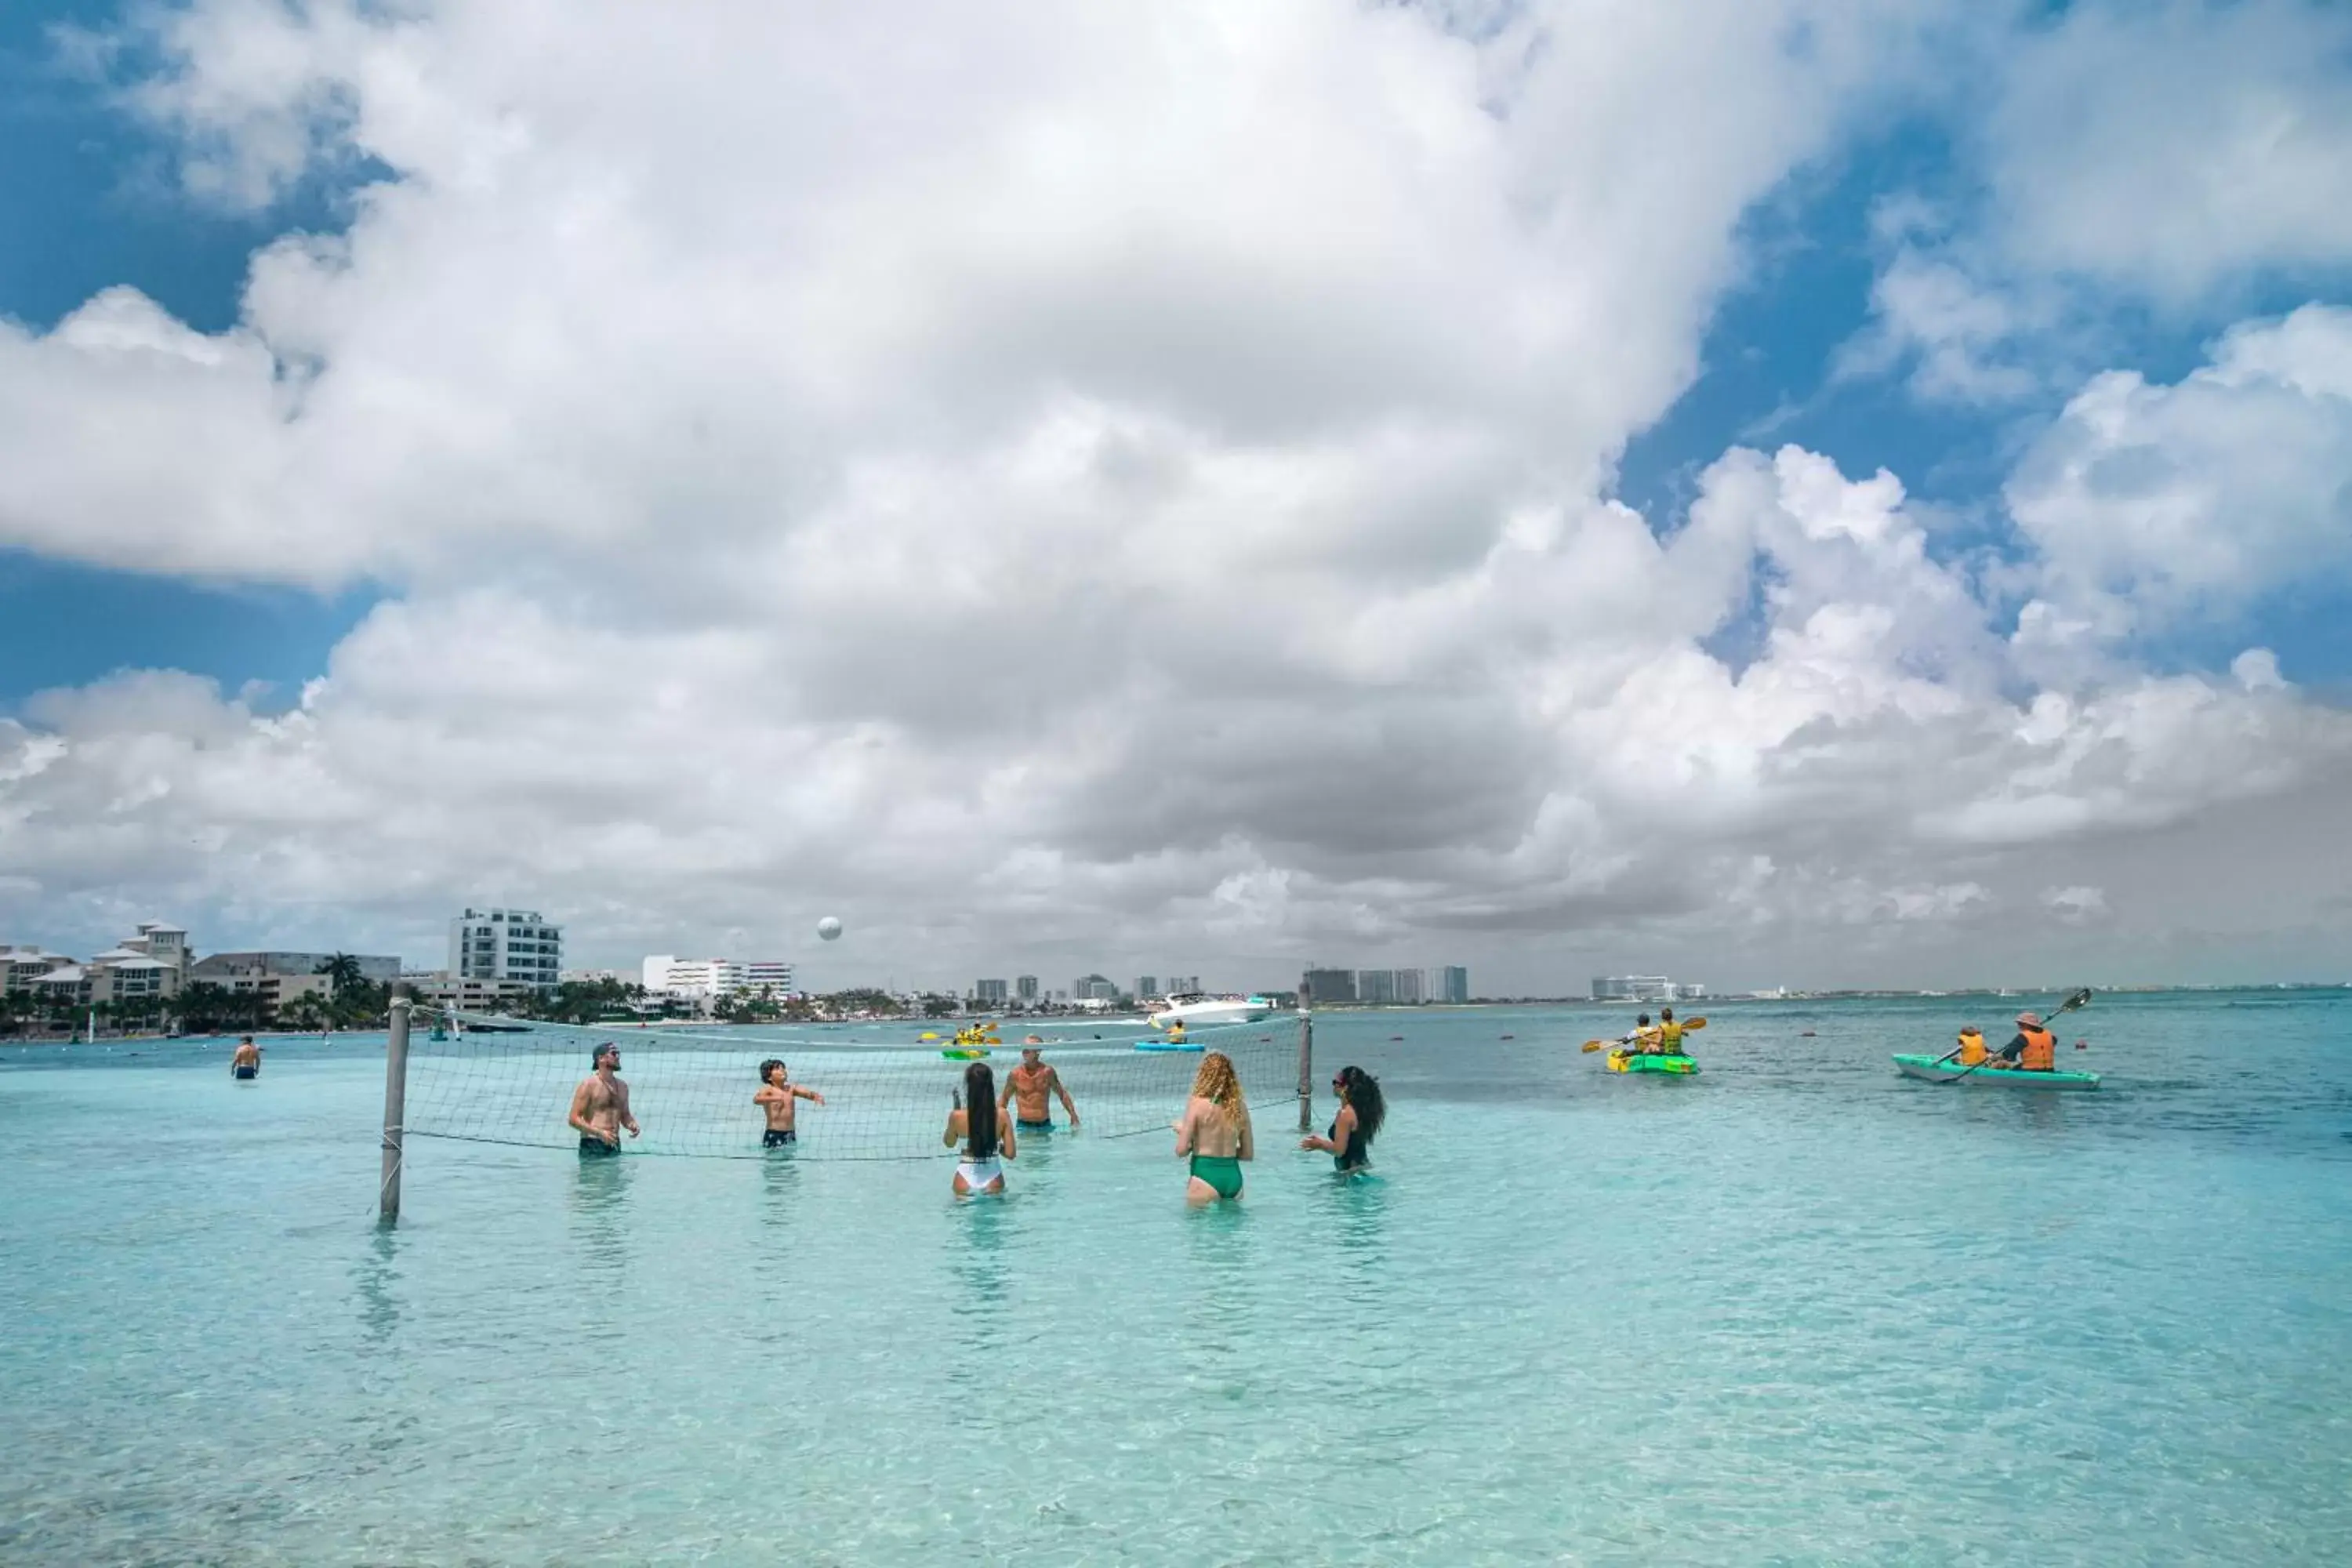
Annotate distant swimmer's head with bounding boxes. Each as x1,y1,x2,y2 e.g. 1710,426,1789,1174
2016,1011,2044,1027
760,1058,786,1085
593,1042,620,1069
1190,1051,1243,1109
1023,1036,1044,1046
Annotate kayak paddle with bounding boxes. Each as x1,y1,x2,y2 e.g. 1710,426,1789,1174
1936,988,2092,1084
1581,1017,1704,1053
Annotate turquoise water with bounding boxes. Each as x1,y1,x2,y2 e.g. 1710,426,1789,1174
3,992,2348,1564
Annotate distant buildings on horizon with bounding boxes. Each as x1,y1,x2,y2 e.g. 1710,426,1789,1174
640,956,795,1002
1301,966,1470,1006
2,920,402,1022
1591,975,1707,1003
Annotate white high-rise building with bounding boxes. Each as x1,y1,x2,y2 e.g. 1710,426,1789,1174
451,908,564,991
1592,975,1674,1003
641,956,792,999
646,958,743,999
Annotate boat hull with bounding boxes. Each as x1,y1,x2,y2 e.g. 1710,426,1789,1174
1151,1000,1273,1029
1606,1049,1697,1076
1893,1053,2100,1088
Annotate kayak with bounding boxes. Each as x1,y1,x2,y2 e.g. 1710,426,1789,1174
1606,1048,1697,1076
1892,1054,2100,1089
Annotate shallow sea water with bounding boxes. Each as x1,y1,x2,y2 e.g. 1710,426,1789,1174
2,992,2348,1565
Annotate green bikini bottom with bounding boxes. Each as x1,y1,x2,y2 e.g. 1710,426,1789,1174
1189,1154,1243,1199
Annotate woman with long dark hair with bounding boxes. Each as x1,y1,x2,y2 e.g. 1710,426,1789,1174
1174,1050,1253,1203
1301,1064,1384,1174
943,1060,1017,1195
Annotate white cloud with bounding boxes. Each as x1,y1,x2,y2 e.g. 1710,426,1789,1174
2,0,2349,989
2042,885,2108,924
1837,249,2054,405
1981,0,2352,307
1844,2,2352,408
2007,304,2352,635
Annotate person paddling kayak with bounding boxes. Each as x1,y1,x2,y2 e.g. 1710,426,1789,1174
1614,1014,1660,1053
1985,1011,2056,1073
1654,1007,1686,1055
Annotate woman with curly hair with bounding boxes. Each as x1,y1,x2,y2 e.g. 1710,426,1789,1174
1174,1050,1253,1203
1301,1064,1384,1174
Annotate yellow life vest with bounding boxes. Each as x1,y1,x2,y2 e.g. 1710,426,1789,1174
1657,1020,1685,1052
1955,1029,1986,1066
1633,1024,1664,1053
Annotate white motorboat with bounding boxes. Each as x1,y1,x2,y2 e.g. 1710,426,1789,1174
1149,993,1276,1030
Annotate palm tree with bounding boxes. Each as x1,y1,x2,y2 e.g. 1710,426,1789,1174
316,955,387,1028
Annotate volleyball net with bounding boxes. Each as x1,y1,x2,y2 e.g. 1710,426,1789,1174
399,1009,1306,1162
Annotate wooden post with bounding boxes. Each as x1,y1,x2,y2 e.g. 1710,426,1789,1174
1295,981,1313,1133
379,996,411,1225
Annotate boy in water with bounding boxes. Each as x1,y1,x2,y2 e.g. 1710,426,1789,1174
754,1058,825,1147
568,1043,640,1156
230,1036,262,1080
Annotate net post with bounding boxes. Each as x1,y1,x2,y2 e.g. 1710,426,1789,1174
1295,980,1313,1133
380,996,412,1224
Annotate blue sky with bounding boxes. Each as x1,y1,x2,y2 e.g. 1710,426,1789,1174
2,1,2349,988
1,5,378,707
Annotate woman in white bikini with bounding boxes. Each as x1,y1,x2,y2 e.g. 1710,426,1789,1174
943,1061,1018,1196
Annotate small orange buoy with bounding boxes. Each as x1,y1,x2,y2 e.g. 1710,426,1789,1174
2075,1040,2088,1049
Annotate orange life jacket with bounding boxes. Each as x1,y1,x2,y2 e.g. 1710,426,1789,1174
2019,1025,2055,1071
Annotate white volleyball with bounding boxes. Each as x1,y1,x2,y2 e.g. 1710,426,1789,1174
816,916,843,942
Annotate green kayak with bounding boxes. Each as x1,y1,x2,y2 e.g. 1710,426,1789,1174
1606,1048,1697,1076
1893,1053,2100,1089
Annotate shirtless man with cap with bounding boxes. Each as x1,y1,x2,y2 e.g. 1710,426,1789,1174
999,1042,1079,1134
568,1043,641,1156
